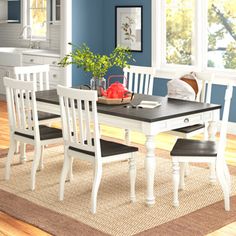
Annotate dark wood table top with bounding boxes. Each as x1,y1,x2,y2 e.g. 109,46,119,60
36,89,221,123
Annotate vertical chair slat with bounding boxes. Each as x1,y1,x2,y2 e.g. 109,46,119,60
27,73,31,82
77,99,84,143
19,89,26,130
8,87,16,130
25,90,32,130
85,100,92,146
39,72,43,91
133,73,138,93
14,88,21,129
71,98,78,143
144,74,149,94
65,97,72,144
148,75,154,95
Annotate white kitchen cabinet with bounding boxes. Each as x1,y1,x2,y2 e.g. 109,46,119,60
0,1,7,23
22,53,62,89
0,0,21,23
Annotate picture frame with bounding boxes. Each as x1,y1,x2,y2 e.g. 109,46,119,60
115,6,143,52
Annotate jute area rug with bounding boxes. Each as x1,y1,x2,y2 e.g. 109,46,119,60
0,145,236,236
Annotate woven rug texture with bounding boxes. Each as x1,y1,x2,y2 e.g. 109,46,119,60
0,146,235,236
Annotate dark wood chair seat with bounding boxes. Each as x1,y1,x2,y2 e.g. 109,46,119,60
38,111,60,121
69,139,138,157
15,125,62,141
170,138,217,157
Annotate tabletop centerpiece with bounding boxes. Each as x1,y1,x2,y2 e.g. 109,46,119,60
59,43,134,96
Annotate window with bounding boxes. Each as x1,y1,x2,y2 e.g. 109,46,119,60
27,0,47,39
153,0,236,76
208,0,236,70
165,0,195,66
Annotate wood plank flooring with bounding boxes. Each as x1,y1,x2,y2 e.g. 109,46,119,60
0,99,235,235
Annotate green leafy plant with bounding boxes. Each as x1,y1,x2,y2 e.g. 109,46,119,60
59,43,134,79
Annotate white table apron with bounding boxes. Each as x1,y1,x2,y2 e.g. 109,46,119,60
37,100,220,206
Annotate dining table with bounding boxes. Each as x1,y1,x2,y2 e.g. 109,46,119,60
35,89,221,206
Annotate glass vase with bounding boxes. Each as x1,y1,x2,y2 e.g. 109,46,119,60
90,77,106,96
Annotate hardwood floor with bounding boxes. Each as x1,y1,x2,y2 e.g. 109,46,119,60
0,212,50,236
0,99,235,235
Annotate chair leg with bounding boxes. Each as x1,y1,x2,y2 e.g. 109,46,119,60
5,140,16,180
20,143,27,163
222,161,231,194
179,162,185,190
38,145,44,171
15,140,19,154
129,154,136,202
172,159,180,207
31,144,41,190
59,152,70,201
68,156,74,181
216,167,230,211
91,161,102,214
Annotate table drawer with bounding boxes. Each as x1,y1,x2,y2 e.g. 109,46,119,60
168,114,204,130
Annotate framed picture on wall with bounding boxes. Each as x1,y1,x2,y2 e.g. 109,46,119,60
115,6,143,52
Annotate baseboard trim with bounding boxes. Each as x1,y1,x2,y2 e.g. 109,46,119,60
227,122,236,135
217,121,236,135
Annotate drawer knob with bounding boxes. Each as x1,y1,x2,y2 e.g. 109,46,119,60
53,74,57,78
184,118,189,123
52,61,57,64
30,59,34,62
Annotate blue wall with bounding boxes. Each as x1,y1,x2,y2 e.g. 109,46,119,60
72,0,236,122
103,0,152,73
72,0,151,85
72,0,104,86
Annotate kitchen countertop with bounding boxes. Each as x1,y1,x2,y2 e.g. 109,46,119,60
22,49,60,57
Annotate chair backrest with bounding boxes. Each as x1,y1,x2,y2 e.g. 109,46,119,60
57,85,101,159
123,65,155,95
217,84,233,159
195,72,214,103
14,64,50,91
4,77,40,139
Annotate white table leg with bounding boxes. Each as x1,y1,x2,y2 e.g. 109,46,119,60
208,121,218,141
145,135,156,206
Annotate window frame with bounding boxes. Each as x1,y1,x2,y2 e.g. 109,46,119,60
152,0,236,80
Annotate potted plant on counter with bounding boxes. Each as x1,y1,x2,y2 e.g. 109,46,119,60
59,43,134,95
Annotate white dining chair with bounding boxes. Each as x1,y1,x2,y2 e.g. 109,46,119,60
167,72,214,176
14,64,61,166
123,65,155,143
4,77,63,190
14,64,60,122
167,72,213,139
57,85,138,214
170,84,233,211
123,65,155,96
